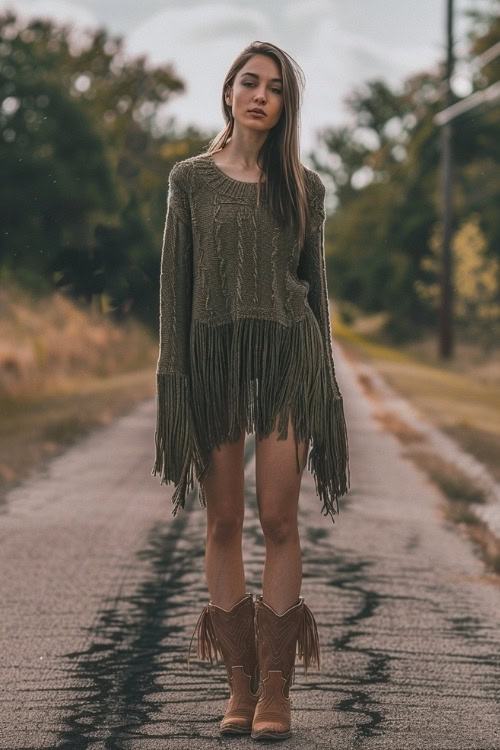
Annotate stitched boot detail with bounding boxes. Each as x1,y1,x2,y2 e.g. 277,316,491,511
187,593,260,735
251,595,321,740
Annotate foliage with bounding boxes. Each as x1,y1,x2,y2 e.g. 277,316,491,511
308,0,500,345
0,10,207,327
415,214,499,346
1,3,499,345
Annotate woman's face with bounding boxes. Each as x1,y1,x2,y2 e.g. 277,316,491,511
226,54,284,132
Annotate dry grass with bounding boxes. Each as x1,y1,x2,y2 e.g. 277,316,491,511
333,310,500,485
407,450,500,575
0,284,157,397
0,284,159,500
333,309,500,576
441,422,500,484
0,368,156,498
372,409,428,444
407,451,488,506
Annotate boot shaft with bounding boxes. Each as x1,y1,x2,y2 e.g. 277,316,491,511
208,593,258,689
188,592,259,693
254,595,321,697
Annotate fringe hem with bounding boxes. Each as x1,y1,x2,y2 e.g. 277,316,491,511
152,315,350,522
151,371,204,517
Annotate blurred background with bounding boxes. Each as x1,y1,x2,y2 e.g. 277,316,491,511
0,0,498,503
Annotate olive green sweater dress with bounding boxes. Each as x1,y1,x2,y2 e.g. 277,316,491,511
152,152,350,523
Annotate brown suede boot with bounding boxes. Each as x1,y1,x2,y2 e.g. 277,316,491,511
187,592,260,735
251,595,321,740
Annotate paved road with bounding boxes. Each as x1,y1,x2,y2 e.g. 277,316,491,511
1,343,499,749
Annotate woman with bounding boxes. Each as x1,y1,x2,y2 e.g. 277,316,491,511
152,40,350,740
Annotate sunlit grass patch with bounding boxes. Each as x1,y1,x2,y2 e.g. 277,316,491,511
408,450,488,506
373,409,427,444
336,313,500,486
405,449,500,575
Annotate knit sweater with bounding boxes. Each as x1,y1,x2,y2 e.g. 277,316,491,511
152,152,350,522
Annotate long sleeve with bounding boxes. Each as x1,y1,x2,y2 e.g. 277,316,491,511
297,169,350,517
151,163,198,514
297,172,341,398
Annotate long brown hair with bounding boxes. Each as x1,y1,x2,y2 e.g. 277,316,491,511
204,41,310,250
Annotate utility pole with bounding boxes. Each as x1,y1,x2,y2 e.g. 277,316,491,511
438,0,455,360
433,23,500,360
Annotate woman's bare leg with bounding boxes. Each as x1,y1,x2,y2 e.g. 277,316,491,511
255,412,309,615
202,428,247,609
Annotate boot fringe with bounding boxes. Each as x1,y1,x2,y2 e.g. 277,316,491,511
187,604,221,672
297,601,321,676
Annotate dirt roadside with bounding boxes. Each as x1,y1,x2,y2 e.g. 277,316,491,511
336,324,500,575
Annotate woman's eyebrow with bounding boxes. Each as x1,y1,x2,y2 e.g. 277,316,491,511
240,71,283,83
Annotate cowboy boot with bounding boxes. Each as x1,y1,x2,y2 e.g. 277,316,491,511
187,592,260,734
251,594,321,740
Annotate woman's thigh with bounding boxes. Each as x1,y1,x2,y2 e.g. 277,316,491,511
255,411,309,525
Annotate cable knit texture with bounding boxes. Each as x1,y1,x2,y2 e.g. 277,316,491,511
151,152,350,521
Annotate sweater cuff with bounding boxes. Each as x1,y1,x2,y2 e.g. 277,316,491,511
152,371,197,515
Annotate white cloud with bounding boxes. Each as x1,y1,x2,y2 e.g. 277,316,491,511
125,4,272,141
283,0,333,29
1,0,99,30
1,0,460,155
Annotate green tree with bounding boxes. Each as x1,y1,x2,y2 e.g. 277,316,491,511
307,0,500,344
0,10,208,328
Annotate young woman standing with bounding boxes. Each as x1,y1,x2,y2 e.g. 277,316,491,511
152,40,350,740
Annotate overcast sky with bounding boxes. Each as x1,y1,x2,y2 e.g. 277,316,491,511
2,0,476,155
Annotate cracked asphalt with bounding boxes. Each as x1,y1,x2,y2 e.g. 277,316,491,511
1,342,499,750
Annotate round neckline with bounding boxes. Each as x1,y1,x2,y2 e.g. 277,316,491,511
207,153,265,186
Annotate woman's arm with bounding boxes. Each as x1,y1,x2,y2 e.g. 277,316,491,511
296,169,350,515
152,162,196,512
297,171,342,398
157,162,193,376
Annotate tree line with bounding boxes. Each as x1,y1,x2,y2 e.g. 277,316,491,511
1,4,498,344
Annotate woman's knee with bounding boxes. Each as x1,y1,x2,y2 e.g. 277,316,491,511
259,508,298,545
207,510,244,543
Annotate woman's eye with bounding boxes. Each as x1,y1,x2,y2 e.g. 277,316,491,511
242,81,282,94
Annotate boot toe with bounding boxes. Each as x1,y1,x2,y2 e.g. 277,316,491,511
251,672,292,739
220,704,257,733
251,716,292,739
220,718,252,734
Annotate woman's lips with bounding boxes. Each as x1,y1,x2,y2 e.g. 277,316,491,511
248,110,266,117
